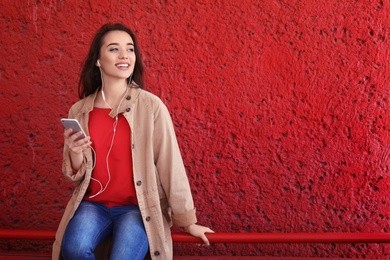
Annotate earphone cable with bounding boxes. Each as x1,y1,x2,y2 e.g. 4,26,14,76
88,67,131,198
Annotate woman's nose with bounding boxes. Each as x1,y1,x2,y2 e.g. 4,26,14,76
119,49,129,59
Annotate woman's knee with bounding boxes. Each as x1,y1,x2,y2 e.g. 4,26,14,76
61,239,96,260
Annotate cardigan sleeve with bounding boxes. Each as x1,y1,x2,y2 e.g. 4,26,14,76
152,98,197,227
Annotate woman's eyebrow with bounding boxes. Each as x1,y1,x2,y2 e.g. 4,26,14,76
106,42,134,47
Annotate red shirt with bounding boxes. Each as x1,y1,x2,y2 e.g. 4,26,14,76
84,108,137,207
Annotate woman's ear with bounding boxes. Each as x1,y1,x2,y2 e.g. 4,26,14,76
96,60,100,67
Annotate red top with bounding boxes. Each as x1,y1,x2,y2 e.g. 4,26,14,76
84,107,137,207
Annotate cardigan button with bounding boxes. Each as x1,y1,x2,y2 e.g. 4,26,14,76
146,216,151,222
154,251,160,256
136,181,142,186
126,95,131,100
125,107,131,112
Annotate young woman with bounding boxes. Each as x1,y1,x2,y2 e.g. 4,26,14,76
52,23,213,260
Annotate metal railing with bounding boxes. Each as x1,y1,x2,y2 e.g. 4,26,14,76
1,229,390,243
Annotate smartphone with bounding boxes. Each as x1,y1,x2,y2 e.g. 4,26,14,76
60,118,87,141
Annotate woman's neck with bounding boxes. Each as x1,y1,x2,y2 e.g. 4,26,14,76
97,80,128,109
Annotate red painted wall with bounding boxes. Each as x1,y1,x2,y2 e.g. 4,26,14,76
1,0,390,258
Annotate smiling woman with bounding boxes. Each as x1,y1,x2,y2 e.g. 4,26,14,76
52,23,213,260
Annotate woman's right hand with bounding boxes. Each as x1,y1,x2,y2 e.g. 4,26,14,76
64,128,91,154
64,129,91,171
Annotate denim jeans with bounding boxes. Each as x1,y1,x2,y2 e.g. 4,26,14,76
61,201,148,260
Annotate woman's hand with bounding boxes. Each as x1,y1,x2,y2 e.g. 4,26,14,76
64,128,91,170
184,224,214,246
64,128,91,154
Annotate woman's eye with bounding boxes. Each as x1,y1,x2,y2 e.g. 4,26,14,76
109,48,118,52
127,48,135,52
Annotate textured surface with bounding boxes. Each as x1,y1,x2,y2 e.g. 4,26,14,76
1,0,390,258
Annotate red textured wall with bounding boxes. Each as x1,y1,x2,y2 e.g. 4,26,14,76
1,0,390,258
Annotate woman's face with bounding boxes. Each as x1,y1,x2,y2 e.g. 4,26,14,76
97,30,136,82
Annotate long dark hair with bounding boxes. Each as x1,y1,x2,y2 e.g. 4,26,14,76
78,23,144,99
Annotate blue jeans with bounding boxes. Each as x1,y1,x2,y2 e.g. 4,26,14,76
61,201,148,260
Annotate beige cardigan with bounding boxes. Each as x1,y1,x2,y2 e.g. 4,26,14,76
52,86,197,260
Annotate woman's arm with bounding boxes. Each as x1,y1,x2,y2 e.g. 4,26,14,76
63,128,91,170
62,105,91,183
152,98,214,244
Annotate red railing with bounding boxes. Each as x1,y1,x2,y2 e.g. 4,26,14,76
1,229,390,243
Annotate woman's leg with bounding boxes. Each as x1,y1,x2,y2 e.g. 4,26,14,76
110,205,149,260
61,201,113,260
